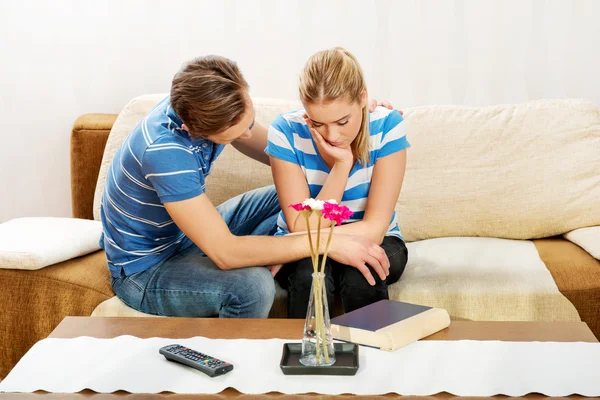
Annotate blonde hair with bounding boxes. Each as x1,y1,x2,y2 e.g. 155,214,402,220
299,47,370,165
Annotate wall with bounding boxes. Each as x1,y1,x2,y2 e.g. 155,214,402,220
1,0,598,222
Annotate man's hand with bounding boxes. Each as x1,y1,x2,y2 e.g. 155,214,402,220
368,99,404,115
328,234,390,286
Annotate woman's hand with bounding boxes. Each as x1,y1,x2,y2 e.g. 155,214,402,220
267,264,283,277
304,116,353,166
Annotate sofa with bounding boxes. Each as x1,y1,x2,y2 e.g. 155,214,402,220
1,95,599,380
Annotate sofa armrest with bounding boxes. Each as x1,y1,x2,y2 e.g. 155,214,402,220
71,114,117,220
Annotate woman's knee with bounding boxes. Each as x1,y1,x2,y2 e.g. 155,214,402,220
340,264,388,291
338,265,389,313
384,237,408,284
280,257,315,290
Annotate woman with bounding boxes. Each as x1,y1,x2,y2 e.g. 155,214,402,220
266,47,410,318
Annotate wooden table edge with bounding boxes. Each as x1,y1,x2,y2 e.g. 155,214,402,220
49,317,598,343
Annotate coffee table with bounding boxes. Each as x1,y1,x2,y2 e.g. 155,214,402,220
2,317,597,399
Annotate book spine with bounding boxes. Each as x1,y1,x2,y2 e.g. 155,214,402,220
381,308,451,351
331,324,384,348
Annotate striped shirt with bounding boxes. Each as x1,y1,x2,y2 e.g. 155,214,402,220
265,107,409,239
99,96,225,277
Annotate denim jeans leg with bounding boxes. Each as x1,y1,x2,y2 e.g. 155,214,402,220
110,185,281,318
216,185,280,236
112,244,276,318
110,260,162,313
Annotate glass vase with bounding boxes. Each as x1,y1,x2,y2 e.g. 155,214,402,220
300,272,336,366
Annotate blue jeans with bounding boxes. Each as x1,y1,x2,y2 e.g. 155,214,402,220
110,186,280,318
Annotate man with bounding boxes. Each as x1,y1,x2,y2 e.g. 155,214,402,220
100,55,391,318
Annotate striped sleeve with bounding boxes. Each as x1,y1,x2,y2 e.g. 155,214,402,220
378,110,410,158
141,136,204,203
265,114,299,165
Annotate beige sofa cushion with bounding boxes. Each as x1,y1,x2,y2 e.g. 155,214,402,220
564,226,600,260
390,237,580,322
91,296,161,318
92,95,299,220
398,99,600,242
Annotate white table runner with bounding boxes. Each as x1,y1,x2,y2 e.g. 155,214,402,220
1,336,599,396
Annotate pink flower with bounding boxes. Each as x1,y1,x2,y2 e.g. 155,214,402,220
322,202,353,226
289,202,311,212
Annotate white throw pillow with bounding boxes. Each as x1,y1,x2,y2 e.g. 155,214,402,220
0,218,102,270
563,226,600,260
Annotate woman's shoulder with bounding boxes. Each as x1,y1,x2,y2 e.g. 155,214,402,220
369,107,403,135
277,109,306,124
271,109,308,132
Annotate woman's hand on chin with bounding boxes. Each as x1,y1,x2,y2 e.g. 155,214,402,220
304,117,353,166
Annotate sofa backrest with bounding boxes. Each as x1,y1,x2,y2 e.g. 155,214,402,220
94,95,600,242
399,100,600,241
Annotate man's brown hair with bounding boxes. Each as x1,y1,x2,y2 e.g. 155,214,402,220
170,55,249,136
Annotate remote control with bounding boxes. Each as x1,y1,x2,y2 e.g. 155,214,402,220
159,344,234,377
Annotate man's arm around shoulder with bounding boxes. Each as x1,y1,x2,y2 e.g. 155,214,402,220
231,122,270,165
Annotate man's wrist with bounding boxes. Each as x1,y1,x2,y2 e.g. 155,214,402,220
317,229,335,254
299,230,333,255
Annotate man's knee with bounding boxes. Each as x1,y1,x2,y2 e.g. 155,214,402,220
226,267,276,317
244,267,276,301
259,185,279,210
247,185,279,215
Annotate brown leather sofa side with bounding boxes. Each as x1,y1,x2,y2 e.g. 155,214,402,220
71,114,118,220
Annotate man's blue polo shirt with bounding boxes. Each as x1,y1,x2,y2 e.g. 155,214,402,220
99,96,225,278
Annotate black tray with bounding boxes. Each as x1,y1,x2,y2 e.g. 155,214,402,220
280,343,359,375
